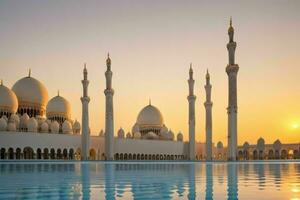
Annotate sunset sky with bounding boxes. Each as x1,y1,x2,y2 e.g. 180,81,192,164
0,0,299,145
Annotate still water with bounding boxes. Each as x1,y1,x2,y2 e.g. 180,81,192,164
0,161,299,200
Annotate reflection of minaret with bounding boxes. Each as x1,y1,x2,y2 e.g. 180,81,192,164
81,163,91,199
205,164,213,200
188,164,196,200
226,17,239,161
105,53,115,160
105,163,116,199
187,63,196,160
227,164,238,200
81,64,90,160
204,70,213,161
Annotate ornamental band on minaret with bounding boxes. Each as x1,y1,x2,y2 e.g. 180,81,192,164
81,63,90,160
188,63,196,160
104,53,115,160
204,70,213,161
226,17,239,161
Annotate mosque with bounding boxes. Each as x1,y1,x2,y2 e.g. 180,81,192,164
0,20,299,161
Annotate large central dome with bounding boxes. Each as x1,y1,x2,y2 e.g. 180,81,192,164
12,74,48,116
137,104,163,127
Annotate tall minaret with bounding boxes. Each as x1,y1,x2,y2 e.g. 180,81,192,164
81,63,90,160
226,17,239,161
104,53,114,160
204,69,213,161
187,63,196,160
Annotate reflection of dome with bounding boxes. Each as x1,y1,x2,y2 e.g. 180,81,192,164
50,121,59,133
12,74,48,116
137,104,163,127
27,117,38,132
62,120,72,134
46,94,71,120
0,82,18,115
177,132,183,141
0,117,7,131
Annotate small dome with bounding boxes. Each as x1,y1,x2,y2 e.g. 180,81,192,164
99,129,104,137
243,142,250,150
36,116,45,126
0,117,8,131
0,82,18,114
20,113,29,129
177,132,183,141
161,125,168,134
160,129,169,140
217,141,223,149
168,130,174,140
126,132,132,138
2,115,8,122
273,139,282,150
7,122,16,132
50,121,59,133
117,128,125,138
133,131,141,139
145,131,159,140
46,119,51,126
257,137,265,145
131,123,139,134
27,117,38,132
137,104,163,127
73,120,81,134
46,94,71,120
9,114,20,129
62,120,72,134
12,75,48,115
40,121,49,133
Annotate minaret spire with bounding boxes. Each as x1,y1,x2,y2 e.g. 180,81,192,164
105,53,115,160
204,69,213,161
226,17,239,161
187,63,196,160
81,63,90,160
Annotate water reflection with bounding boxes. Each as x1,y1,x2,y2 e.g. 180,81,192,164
0,162,299,199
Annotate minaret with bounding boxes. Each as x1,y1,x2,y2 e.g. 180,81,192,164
226,17,239,161
81,63,90,160
204,69,213,161
187,63,196,160
104,53,114,160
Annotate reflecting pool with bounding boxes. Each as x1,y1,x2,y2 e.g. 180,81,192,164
0,161,299,199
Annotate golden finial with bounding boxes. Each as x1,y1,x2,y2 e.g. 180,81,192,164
57,90,60,96
28,68,31,77
0,79,3,85
84,62,87,69
230,16,232,27
149,98,151,105
206,69,210,79
106,52,111,67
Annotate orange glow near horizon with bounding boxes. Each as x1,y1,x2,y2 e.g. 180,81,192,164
0,1,300,146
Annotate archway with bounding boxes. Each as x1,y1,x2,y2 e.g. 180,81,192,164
0,148,5,159
293,150,299,159
258,150,264,160
268,149,274,160
120,153,124,160
37,148,42,159
243,150,249,160
275,150,280,159
16,148,21,159
124,154,128,160
115,153,119,160
133,154,136,160
69,149,74,160
89,149,96,160
129,154,132,160
152,155,155,160
137,154,140,160
57,149,62,159
63,149,68,159
23,147,34,159
238,150,243,160
253,150,258,160
50,148,55,159
43,148,49,159
281,149,287,159
8,148,14,159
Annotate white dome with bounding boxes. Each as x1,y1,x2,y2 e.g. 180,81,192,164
20,113,29,129
126,132,132,138
12,75,48,114
27,117,38,132
0,117,7,131
168,130,175,140
62,120,72,134
46,94,71,120
0,83,18,114
50,121,59,133
145,131,159,140
40,121,49,133
160,129,169,140
73,120,81,134
9,114,20,129
46,119,51,126
117,128,125,138
7,122,16,132
161,125,168,134
2,115,8,122
217,141,223,149
131,123,140,134
133,131,141,139
137,104,163,127
177,132,183,141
